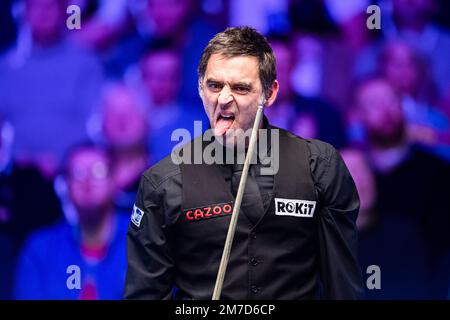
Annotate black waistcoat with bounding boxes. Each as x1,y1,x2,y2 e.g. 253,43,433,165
175,128,319,299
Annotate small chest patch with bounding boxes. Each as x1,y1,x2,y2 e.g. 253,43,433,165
131,204,145,227
274,198,316,218
183,202,234,222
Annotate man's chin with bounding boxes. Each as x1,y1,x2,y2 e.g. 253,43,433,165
75,202,108,213
212,131,234,148
214,129,250,150
222,135,240,149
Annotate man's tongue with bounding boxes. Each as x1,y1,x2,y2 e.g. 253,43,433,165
215,117,234,136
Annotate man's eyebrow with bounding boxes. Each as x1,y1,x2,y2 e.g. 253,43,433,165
205,78,253,87
205,78,223,84
231,82,253,88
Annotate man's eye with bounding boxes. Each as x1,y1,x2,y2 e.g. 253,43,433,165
207,83,222,91
234,86,250,94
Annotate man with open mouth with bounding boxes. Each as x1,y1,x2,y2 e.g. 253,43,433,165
125,26,364,300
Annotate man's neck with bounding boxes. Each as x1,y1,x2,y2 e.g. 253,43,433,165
32,33,63,48
223,116,271,165
111,147,149,189
79,208,115,249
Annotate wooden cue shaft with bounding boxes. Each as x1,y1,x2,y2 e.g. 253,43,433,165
212,104,265,300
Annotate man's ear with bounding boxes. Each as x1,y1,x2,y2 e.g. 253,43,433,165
198,80,204,99
264,80,279,108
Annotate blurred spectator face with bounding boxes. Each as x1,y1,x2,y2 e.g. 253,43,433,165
356,79,405,147
67,148,114,218
340,149,376,214
271,41,293,101
26,0,66,45
291,112,318,139
147,0,191,37
141,50,181,106
102,85,148,150
380,42,421,96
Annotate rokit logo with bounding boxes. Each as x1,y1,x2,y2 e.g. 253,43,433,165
275,198,316,218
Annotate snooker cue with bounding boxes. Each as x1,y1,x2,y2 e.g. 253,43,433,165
212,103,265,300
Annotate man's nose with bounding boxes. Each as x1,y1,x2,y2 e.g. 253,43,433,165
218,87,233,106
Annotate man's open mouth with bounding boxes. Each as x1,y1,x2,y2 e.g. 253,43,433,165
215,112,235,136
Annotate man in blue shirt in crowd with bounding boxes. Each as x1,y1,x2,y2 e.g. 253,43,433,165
15,144,128,299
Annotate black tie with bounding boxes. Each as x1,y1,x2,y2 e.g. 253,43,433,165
231,164,265,225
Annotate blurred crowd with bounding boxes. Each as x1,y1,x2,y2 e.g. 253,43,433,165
0,0,449,299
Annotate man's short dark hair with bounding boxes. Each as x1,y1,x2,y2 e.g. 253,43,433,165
198,26,277,98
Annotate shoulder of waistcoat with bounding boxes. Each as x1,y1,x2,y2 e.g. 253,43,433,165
140,134,205,190
141,154,181,190
304,138,338,163
273,125,338,164
304,138,342,195
272,126,340,186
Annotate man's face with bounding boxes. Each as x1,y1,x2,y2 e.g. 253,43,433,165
356,80,405,147
26,0,65,44
102,87,148,150
200,54,269,146
381,42,420,96
141,51,181,106
67,150,114,215
271,42,292,101
147,0,190,37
